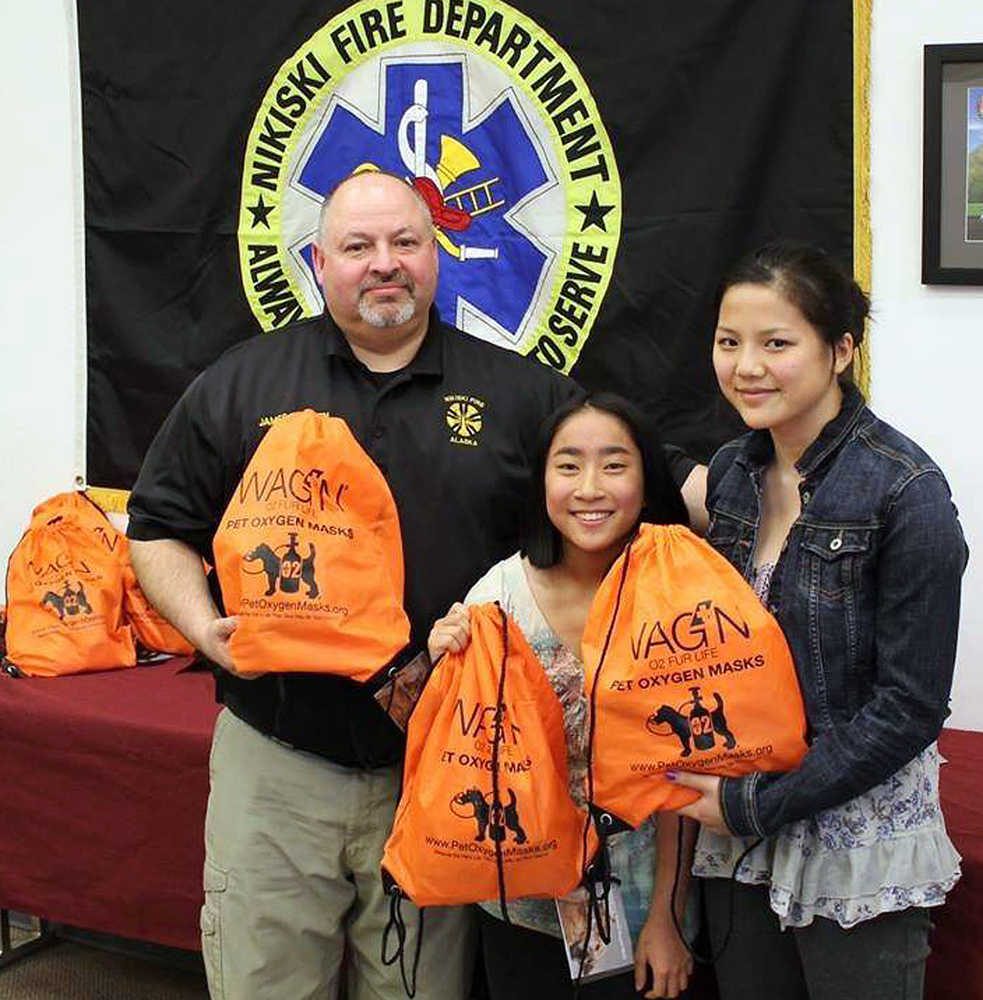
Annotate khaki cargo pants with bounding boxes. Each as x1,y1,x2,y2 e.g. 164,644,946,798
201,709,475,999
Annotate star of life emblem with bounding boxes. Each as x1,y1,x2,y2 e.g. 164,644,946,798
238,0,621,372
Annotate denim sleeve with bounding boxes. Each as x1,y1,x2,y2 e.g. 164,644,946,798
720,469,969,837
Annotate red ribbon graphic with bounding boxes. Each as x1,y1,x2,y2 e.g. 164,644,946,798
412,176,472,232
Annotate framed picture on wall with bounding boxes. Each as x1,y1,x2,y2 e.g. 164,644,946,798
923,43,983,284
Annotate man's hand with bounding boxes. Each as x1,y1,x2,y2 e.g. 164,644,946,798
670,772,730,834
128,538,262,678
634,910,693,999
196,616,268,680
427,602,471,662
196,616,238,673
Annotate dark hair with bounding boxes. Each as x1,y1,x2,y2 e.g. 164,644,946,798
521,393,689,569
720,240,870,349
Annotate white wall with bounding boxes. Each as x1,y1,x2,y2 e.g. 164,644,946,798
1,1,980,730
870,3,983,730
0,0,79,566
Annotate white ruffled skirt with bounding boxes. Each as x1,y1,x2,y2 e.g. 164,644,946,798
692,743,962,929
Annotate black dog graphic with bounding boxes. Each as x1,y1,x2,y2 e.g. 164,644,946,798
493,789,528,845
243,542,319,598
300,547,318,597
452,787,527,844
42,591,66,619
42,583,93,620
243,543,281,595
646,692,737,757
74,583,93,614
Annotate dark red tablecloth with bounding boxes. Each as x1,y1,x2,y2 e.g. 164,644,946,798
0,658,220,950
0,660,979,980
927,728,983,1000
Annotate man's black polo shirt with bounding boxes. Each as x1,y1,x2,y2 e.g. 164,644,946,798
127,311,578,767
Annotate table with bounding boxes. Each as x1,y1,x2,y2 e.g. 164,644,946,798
0,658,219,952
0,662,979,991
926,727,983,1000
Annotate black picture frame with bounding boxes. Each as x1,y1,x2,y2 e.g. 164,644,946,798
922,43,983,284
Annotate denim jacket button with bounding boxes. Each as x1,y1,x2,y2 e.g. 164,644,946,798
802,490,811,504
829,536,843,551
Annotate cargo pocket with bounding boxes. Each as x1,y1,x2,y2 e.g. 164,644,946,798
200,860,228,999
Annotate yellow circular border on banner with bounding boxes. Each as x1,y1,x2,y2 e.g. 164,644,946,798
237,0,621,373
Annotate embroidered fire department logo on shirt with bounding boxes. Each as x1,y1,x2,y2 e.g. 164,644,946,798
444,393,485,446
237,0,621,374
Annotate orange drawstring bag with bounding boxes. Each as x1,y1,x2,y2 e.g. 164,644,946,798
213,410,411,680
120,547,194,657
582,524,808,832
382,603,598,911
3,492,136,676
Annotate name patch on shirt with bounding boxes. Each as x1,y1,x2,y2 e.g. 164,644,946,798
258,410,330,428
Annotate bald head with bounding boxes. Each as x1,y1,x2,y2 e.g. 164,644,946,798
318,171,434,247
310,169,440,347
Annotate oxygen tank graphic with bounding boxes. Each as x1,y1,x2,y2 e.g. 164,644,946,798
279,532,302,593
688,686,715,751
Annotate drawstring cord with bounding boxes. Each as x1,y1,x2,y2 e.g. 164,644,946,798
383,662,399,716
492,603,512,923
668,819,763,963
381,886,425,997
576,535,635,986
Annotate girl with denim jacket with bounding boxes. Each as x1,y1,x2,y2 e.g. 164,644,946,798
670,242,967,1000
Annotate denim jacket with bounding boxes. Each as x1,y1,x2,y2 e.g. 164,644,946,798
708,382,968,838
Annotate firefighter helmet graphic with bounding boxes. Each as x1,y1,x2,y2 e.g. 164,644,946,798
238,0,620,372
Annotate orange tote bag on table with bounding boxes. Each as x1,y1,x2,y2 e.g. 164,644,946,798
120,551,195,657
4,492,136,676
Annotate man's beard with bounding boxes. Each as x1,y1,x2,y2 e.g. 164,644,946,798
358,296,415,328
358,277,416,328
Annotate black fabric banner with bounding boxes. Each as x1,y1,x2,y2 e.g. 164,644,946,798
79,0,855,490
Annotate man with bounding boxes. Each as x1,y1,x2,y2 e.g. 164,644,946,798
126,170,579,999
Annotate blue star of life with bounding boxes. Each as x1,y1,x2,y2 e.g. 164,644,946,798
299,60,549,337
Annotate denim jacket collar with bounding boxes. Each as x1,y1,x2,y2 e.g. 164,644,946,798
736,381,866,479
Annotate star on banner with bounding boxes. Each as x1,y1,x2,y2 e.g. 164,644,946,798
575,191,614,232
248,195,273,229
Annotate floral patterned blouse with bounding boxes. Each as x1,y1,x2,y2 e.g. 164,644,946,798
464,552,664,941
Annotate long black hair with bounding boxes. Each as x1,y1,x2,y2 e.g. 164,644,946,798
521,393,689,569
